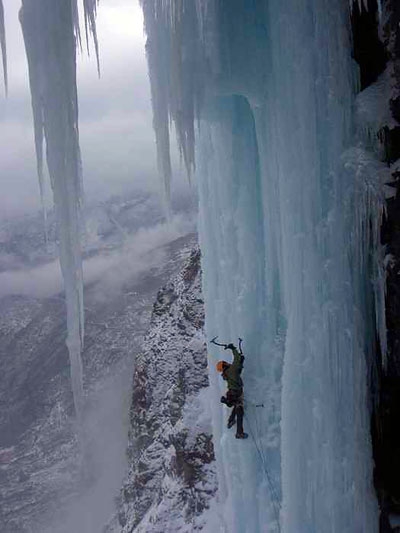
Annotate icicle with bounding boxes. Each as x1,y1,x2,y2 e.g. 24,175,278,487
354,0,370,13
72,0,82,51
348,0,366,14
0,0,8,95
140,0,204,203
376,0,382,21
141,1,172,207
20,0,85,426
82,0,100,76
31,79,48,243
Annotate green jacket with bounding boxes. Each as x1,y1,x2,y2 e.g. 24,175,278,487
222,347,244,391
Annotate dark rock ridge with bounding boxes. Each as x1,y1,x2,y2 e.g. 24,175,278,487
351,0,387,91
351,1,400,530
107,248,217,533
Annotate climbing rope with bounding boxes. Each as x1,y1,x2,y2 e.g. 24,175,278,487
212,335,281,530
252,407,281,511
244,411,282,533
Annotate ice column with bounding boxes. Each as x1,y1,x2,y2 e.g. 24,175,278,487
82,0,100,75
0,0,7,95
19,0,91,426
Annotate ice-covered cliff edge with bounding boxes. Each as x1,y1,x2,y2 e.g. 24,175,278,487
365,1,400,528
108,248,217,533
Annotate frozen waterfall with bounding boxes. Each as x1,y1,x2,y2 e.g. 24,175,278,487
141,0,384,531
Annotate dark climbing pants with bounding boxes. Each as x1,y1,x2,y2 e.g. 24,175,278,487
226,389,244,434
228,404,244,434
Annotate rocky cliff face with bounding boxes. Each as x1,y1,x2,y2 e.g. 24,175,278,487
351,1,400,530
108,248,217,533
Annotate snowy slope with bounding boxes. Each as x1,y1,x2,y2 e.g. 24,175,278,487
108,248,217,533
0,196,198,533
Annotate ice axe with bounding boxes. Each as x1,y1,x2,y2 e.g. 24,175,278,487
210,336,228,348
210,336,244,354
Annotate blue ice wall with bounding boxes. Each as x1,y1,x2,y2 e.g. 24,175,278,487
141,0,383,531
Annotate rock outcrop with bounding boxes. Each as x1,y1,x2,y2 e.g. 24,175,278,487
351,1,400,530
109,248,217,533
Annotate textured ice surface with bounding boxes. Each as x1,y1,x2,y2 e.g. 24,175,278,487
142,1,384,531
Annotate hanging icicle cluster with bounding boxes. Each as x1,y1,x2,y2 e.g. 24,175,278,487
0,0,7,95
82,0,100,75
18,0,99,425
139,0,269,201
140,1,384,531
140,0,208,200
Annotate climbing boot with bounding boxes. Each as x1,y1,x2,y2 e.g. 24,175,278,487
227,418,236,429
235,432,248,439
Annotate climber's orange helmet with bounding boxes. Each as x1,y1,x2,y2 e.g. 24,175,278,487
216,360,228,373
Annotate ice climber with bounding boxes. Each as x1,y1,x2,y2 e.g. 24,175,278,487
214,339,248,439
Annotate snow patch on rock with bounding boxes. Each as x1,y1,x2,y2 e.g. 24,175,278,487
107,247,217,532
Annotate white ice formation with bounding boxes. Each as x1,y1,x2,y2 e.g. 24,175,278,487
82,0,100,76
19,0,98,427
141,0,386,531
0,0,7,95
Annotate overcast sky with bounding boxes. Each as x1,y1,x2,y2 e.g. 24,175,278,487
0,0,186,220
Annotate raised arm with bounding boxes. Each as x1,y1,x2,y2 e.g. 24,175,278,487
227,344,244,371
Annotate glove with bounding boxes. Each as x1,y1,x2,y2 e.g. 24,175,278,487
221,395,234,407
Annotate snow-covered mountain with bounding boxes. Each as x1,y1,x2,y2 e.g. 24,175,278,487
107,247,217,532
